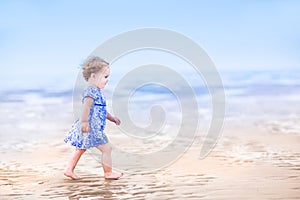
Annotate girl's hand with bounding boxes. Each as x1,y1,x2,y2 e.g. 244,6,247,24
81,121,90,133
112,117,121,126
107,113,121,126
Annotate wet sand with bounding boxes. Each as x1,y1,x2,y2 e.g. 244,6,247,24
1,123,299,200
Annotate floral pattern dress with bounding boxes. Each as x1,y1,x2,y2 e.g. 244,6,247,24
64,86,108,149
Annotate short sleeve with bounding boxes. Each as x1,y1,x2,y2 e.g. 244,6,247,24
83,86,98,100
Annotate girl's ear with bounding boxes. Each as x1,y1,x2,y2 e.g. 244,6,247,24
91,73,96,78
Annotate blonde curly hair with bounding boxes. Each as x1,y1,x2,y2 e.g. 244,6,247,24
82,56,109,81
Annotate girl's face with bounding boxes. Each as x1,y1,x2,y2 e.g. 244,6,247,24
92,67,110,89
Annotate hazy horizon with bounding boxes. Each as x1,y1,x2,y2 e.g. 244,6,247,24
1,0,300,92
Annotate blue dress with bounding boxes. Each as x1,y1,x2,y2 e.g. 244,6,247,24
64,86,108,149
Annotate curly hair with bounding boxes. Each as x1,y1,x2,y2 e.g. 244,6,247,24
82,56,109,81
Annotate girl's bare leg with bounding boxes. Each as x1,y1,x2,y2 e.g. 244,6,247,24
64,148,86,180
96,143,123,180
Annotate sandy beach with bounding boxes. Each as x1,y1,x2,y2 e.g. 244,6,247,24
1,130,300,199
0,110,299,199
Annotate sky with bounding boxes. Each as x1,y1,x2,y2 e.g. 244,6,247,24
0,0,300,90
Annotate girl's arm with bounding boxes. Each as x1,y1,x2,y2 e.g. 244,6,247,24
81,97,94,133
107,113,121,125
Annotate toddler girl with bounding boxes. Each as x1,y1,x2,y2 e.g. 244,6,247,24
64,56,123,180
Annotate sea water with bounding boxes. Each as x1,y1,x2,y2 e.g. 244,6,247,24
0,70,299,152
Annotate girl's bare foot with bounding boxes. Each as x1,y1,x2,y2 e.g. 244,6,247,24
64,171,81,180
104,172,123,180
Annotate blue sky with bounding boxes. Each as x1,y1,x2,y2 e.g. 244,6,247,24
1,0,300,90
